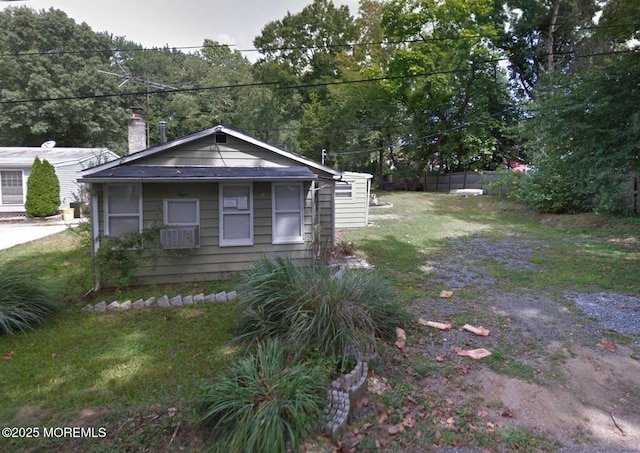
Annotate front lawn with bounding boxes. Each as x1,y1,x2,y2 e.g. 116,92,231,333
0,229,239,452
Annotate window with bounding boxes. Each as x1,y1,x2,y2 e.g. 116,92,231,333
335,181,353,199
105,184,142,237
162,199,200,249
272,183,304,244
220,183,252,246
164,199,199,226
1,170,24,205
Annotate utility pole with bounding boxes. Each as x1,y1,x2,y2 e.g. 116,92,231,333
98,62,178,147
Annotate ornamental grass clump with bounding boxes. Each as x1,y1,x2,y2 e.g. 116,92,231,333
237,255,409,358
199,339,328,453
0,262,62,335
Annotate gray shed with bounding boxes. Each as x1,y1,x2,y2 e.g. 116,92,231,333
0,147,119,217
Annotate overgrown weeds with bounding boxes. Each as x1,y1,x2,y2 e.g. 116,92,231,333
236,255,410,359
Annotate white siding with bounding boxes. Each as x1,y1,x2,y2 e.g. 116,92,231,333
335,172,372,229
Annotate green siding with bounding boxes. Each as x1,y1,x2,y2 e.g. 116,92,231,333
96,180,325,285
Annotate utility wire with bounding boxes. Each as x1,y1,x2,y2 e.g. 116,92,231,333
0,48,634,106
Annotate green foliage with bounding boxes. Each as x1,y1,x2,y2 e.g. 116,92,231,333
236,256,409,358
24,157,60,217
0,6,126,149
0,261,62,335
516,49,640,214
94,227,161,288
199,339,328,453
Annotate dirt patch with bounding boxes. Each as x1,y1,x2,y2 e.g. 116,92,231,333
363,234,640,452
416,235,640,450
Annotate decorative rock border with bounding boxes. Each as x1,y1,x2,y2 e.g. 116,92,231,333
81,291,237,313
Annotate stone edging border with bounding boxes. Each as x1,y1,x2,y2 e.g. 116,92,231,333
81,291,237,312
322,347,378,438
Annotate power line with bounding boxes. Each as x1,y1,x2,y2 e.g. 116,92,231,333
1,46,634,106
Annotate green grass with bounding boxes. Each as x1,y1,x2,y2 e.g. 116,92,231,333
0,229,239,451
2,194,640,451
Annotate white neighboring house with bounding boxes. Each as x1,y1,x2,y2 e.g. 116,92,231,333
335,171,373,229
0,147,119,217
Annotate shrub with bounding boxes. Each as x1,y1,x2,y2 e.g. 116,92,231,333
0,262,62,335
199,339,328,453
25,157,60,217
236,256,409,358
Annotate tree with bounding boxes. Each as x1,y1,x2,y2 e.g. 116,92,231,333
0,7,126,149
253,0,358,83
25,157,60,217
381,0,516,177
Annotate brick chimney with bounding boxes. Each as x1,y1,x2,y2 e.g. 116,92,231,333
128,106,146,154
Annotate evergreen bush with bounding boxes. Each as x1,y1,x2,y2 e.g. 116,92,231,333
25,157,60,217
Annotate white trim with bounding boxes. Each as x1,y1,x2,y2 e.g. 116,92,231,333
0,169,25,205
219,182,253,247
104,183,143,237
272,182,304,244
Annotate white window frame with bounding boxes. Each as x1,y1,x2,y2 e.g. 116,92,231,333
219,183,253,247
163,199,200,227
272,182,305,244
0,170,25,205
104,184,143,237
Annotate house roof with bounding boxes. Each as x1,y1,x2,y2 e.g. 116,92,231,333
80,125,342,179
80,165,318,182
0,147,119,168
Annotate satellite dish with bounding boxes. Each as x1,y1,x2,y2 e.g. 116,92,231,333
41,140,56,148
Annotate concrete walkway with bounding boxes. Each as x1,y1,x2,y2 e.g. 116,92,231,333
0,218,82,251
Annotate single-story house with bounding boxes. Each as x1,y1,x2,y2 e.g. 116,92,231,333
335,171,373,229
79,125,343,285
0,147,119,217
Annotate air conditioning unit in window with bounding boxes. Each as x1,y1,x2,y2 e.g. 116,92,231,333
160,226,200,249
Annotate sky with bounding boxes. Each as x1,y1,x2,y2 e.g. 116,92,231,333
0,0,360,61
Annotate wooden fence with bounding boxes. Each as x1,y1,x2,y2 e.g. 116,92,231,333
421,171,502,193
421,170,638,214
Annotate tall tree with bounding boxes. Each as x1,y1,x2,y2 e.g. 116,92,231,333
493,0,601,100
381,0,515,177
254,0,358,83
0,7,125,149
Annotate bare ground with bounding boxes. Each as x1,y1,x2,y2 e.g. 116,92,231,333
344,232,640,452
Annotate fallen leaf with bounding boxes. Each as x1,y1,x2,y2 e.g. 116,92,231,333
388,424,402,435
436,356,445,362
3,351,14,360
597,340,617,352
477,410,489,418
457,348,492,360
51,352,57,359
440,290,454,298
499,407,516,418
395,327,406,350
462,324,490,336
